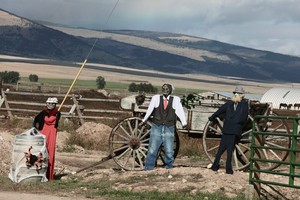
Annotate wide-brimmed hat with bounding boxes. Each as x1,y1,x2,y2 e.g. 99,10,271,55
233,86,245,94
46,97,58,104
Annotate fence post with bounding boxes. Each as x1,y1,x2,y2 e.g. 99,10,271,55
72,94,85,125
1,89,13,119
249,117,263,198
245,184,255,200
289,119,298,186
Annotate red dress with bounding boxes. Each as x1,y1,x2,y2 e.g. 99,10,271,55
40,115,58,181
33,108,60,181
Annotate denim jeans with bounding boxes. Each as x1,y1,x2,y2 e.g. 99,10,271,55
144,123,175,170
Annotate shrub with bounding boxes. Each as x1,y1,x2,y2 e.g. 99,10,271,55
96,76,106,89
128,82,157,93
128,82,137,92
0,71,20,84
29,74,39,82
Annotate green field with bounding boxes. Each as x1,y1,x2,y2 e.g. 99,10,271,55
19,77,204,95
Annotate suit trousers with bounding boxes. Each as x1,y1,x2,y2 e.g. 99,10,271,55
211,134,237,174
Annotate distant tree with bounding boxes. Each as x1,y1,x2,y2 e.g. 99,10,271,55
0,71,20,84
128,83,138,92
144,83,157,93
29,74,39,82
128,82,157,93
96,76,106,89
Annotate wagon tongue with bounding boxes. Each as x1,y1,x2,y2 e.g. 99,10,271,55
75,154,115,174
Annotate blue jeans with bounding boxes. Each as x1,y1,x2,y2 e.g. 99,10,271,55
144,123,175,170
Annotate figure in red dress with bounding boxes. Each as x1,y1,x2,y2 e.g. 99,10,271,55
33,97,61,181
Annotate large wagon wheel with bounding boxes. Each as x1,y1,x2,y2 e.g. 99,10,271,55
109,117,180,171
203,113,291,171
256,112,291,170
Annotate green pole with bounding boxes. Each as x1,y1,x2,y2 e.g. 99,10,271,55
289,118,298,186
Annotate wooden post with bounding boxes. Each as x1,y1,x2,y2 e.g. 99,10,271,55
1,89,13,119
72,94,85,125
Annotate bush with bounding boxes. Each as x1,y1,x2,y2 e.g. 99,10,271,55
96,76,106,89
128,83,137,92
29,74,39,82
128,82,157,93
0,71,20,84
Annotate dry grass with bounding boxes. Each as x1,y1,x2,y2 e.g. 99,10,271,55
177,133,204,157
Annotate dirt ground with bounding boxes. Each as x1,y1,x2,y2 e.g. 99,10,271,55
0,122,299,200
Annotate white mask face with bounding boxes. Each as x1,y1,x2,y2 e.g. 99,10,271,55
231,93,243,103
162,84,172,97
46,103,56,110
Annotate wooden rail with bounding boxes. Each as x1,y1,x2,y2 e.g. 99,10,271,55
0,89,132,125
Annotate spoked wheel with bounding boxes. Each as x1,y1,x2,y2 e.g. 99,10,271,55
109,117,180,171
203,114,291,171
254,113,291,170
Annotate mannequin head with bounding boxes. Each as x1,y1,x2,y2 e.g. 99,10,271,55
162,83,173,98
231,86,245,103
46,97,58,110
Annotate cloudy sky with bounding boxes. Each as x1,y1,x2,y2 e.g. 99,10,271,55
1,0,300,56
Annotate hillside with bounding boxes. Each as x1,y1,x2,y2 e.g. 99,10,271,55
1,9,300,83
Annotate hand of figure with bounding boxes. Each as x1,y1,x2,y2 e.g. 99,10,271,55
208,117,214,121
33,128,38,134
139,121,146,127
56,112,61,118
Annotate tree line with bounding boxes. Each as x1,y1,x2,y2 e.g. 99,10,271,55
0,70,157,93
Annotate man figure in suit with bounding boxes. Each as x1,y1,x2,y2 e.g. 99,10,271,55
208,86,249,174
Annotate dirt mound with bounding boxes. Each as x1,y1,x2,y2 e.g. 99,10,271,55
56,131,71,150
74,89,108,98
76,122,112,149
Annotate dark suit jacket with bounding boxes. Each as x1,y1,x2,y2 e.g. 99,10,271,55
210,99,249,135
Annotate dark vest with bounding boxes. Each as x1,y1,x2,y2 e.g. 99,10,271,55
151,96,177,127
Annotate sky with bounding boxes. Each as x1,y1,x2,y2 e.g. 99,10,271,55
1,0,300,57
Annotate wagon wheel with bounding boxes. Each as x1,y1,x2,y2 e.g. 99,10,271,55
202,114,290,171
256,112,291,170
109,117,180,171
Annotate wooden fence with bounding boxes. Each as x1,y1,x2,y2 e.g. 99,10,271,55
0,89,132,125
2,82,135,98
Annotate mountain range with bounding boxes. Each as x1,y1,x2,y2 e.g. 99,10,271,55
0,8,299,83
